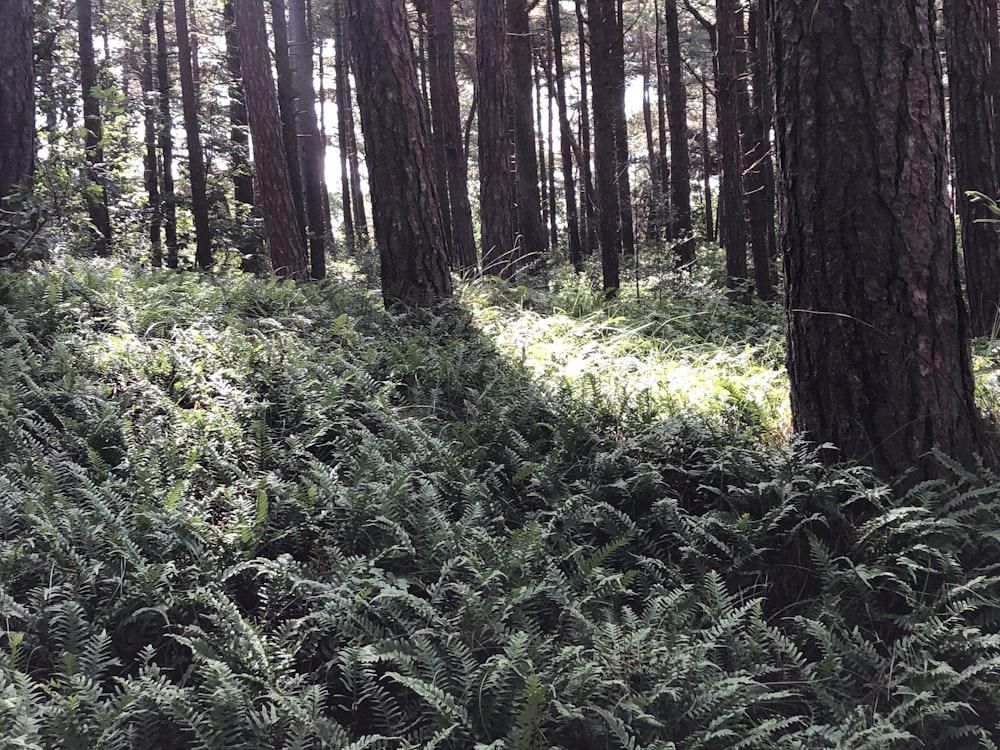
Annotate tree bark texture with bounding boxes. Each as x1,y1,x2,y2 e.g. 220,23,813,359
770,0,981,482
234,0,309,279
289,0,328,279
141,0,162,267
715,0,747,289
77,0,113,255
943,0,1000,336
155,0,179,268
477,0,518,277
174,0,213,269
587,0,623,293
346,0,453,307
427,0,477,273
0,0,34,206
549,0,583,270
664,0,693,262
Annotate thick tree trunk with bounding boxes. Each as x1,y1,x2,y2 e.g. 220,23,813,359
140,0,162,267
611,0,636,260
715,0,747,290
224,0,254,209
0,0,34,206
427,0,477,273
77,0,113,256
174,0,213,269
587,0,623,294
289,0,328,279
155,0,178,268
665,0,693,263
944,0,1000,336
270,0,307,244
345,0,452,308
332,0,355,251
770,0,981,482
576,1,597,255
234,0,309,279
549,0,583,270
508,0,547,269
477,0,518,277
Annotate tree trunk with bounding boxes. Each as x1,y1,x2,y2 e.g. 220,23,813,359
140,0,162,267
611,0,636,260
508,0,547,269
289,0,328,279
665,0,693,263
715,0,747,290
477,0,518,277
427,0,477,273
700,73,713,241
334,0,368,247
641,40,660,242
77,0,113,256
549,0,583,270
576,1,597,255
770,0,981,482
234,0,309,279
270,0,307,245
174,0,213,269
0,0,34,201
155,0,178,268
944,0,1000,336
345,0,452,307
332,0,355,250
587,0,623,294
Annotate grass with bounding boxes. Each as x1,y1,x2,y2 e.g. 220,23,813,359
1,257,999,749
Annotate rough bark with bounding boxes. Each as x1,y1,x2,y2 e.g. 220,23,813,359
174,0,213,269
270,0,307,244
549,0,583,270
427,0,477,273
944,0,1000,335
0,0,35,228
345,0,452,307
770,0,981,482
715,0,747,290
155,0,178,268
141,0,162,267
477,0,518,277
234,0,309,279
289,0,328,279
508,0,547,268
665,0,693,263
77,0,113,255
224,0,254,208
576,1,597,254
587,0,623,293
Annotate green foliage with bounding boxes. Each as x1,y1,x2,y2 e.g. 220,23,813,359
1,260,999,748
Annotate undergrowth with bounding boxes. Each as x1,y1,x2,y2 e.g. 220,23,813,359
0,259,999,748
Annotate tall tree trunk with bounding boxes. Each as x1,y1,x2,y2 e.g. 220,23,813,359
345,0,452,308
270,0,307,243
611,0,636,260
751,0,777,290
576,1,597,255
715,0,747,290
944,0,1000,335
665,0,693,263
141,0,162,267
508,0,547,269
587,0,623,294
332,0,355,251
654,0,672,239
0,0,34,257
234,0,309,279
549,0,583,270
770,0,981,482
541,43,559,255
77,0,113,256
641,40,661,242
477,0,518,277
155,0,178,268
427,0,477,273
700,72,714,241
174,0,213,269
289,0,328,279
334,0,368,247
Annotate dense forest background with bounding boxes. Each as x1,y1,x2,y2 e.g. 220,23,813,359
3,0,1000,747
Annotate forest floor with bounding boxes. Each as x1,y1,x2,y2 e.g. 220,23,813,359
1,257,1000,748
